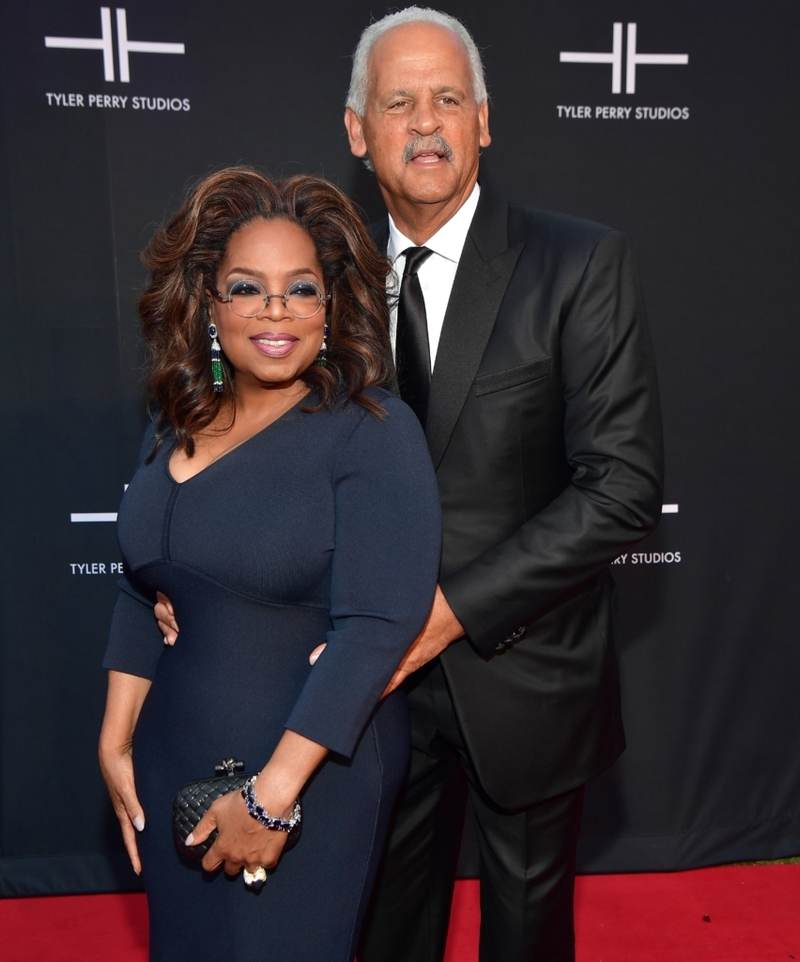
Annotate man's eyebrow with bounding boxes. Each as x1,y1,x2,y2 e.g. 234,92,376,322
382,88,414,101
381,85,467,101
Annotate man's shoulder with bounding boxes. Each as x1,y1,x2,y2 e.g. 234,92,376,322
471,185,627,268
496,198,637,278
506,198,615,249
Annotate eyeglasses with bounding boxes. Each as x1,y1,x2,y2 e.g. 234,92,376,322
211,278,330,319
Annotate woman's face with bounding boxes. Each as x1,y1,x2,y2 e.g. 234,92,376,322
212,218,327,391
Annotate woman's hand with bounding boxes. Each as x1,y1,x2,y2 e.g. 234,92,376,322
190,730,328,878
99,738,146,874
99,670,152,875
188,790,292,876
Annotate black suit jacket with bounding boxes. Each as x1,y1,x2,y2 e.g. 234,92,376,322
373,186,664,809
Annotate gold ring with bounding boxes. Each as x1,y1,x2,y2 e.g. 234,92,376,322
242,866,268,888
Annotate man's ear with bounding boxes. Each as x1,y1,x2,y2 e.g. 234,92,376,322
478,102,491,150
344,107,368,158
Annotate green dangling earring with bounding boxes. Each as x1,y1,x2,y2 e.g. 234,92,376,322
209,324,224,392
314,324,330,367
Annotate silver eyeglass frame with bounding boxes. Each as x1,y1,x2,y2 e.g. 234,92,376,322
209,279,330,319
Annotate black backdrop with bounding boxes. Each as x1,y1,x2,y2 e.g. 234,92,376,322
1,0,798,897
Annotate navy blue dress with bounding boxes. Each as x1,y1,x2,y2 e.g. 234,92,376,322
103,390,441,962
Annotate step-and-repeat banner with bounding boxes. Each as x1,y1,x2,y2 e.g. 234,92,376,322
1,0,798,895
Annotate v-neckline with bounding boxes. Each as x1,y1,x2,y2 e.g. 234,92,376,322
165,394,308,486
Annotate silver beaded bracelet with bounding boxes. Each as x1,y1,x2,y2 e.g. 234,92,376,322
240,776,302,832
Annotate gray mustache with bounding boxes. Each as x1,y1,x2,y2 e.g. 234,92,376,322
402,134,454,164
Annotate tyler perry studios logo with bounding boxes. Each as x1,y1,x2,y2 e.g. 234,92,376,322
69,485,127,577
557,23,689,122
43,7,190,113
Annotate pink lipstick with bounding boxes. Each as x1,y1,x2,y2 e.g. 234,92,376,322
251,332,299,358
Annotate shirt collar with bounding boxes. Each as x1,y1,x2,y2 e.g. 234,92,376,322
387,182,481,265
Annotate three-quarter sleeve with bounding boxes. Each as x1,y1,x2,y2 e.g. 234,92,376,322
103,574,164,680
284,396,441,758
102,415,165,680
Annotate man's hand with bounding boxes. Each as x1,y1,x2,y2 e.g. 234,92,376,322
383,586,464,696
155,591,179,645
307,587,464,693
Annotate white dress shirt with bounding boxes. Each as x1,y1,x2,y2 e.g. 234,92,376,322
387,183,480,369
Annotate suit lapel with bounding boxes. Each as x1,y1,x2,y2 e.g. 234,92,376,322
426,190,523,468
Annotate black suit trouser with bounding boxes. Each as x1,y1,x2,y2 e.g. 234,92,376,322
358,661,585,962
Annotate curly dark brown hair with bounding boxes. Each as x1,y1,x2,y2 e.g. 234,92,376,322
139,167,393,455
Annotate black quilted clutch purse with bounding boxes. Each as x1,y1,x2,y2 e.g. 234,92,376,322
172,757,303,859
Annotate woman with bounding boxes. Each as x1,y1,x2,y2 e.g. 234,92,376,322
98,168,441,962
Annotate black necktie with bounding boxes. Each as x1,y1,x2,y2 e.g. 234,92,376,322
396,246,434,426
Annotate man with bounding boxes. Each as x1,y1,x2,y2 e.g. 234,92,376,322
158,8,662,959
343,8,663,962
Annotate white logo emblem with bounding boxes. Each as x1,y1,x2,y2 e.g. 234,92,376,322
560,23,688,94
45,7,184,83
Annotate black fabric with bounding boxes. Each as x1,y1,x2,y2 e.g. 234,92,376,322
396,246,434,426
359,664,585,962
103,393,441,961
474,356,553,396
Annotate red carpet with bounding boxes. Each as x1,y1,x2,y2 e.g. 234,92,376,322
1,865,798,961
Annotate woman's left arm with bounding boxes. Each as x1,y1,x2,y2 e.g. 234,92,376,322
283,395,442,758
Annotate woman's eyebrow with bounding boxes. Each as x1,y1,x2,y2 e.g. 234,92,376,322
225,266,320,278
225,265,265,278
287,267,321,278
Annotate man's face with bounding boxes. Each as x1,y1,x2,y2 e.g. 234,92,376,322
345,22,490,222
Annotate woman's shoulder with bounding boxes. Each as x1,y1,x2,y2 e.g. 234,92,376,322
326,388,430,467
361,386,411,417
328,386,409,415
329,388,422,433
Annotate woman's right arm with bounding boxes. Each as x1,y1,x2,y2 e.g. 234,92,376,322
98,670,152,875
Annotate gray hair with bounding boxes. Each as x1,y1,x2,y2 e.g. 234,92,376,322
346,6,488,116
